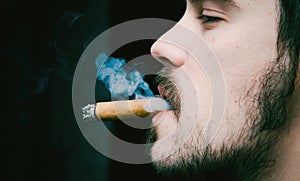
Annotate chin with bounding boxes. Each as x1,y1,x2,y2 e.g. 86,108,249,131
149,107,212,166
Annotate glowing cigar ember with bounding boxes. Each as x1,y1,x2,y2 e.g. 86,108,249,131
82,97,172,121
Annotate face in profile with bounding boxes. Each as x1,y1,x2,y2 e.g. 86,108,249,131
147,0,299,180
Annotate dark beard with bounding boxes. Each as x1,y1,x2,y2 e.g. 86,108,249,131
146,61,296,181
148,131,282,181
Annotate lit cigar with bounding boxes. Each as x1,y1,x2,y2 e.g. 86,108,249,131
82,97,172,121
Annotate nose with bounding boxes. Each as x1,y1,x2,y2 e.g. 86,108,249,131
150,29,188,67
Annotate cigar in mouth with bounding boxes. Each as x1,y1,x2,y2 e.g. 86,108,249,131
82,97,172,121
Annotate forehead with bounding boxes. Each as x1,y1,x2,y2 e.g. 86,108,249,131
189,0,237,5
188,0,241,9
188,0,279,12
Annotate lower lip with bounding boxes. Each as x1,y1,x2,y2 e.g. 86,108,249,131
152,110,174,125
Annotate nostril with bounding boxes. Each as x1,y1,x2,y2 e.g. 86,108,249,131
152,55,178,67
156,56,169,63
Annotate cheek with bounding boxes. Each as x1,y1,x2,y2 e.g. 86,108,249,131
202,31,277,130
207,32,277,93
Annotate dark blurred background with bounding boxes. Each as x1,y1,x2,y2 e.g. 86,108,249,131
3,0,185,180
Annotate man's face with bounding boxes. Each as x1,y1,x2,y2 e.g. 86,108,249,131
148,0,280,178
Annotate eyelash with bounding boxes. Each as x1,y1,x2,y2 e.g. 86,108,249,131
198,15,222,24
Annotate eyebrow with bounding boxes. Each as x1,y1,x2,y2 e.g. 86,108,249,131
190,0,240,9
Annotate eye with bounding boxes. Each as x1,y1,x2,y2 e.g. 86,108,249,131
198,15,223,24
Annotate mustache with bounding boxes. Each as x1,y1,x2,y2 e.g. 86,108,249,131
154,68,181,120
145,68,181,145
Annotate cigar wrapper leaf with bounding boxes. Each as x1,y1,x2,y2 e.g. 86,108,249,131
81,98,172,121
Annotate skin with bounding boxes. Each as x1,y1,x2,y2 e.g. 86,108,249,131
274,83,300,180
149,0,300,180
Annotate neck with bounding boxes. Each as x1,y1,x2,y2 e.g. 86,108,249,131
273,82,300,180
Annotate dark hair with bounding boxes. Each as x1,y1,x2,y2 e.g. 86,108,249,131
277,0,300,85
254,0,300,134
277,0,300,79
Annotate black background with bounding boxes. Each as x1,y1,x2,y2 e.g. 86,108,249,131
3,0,186,181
